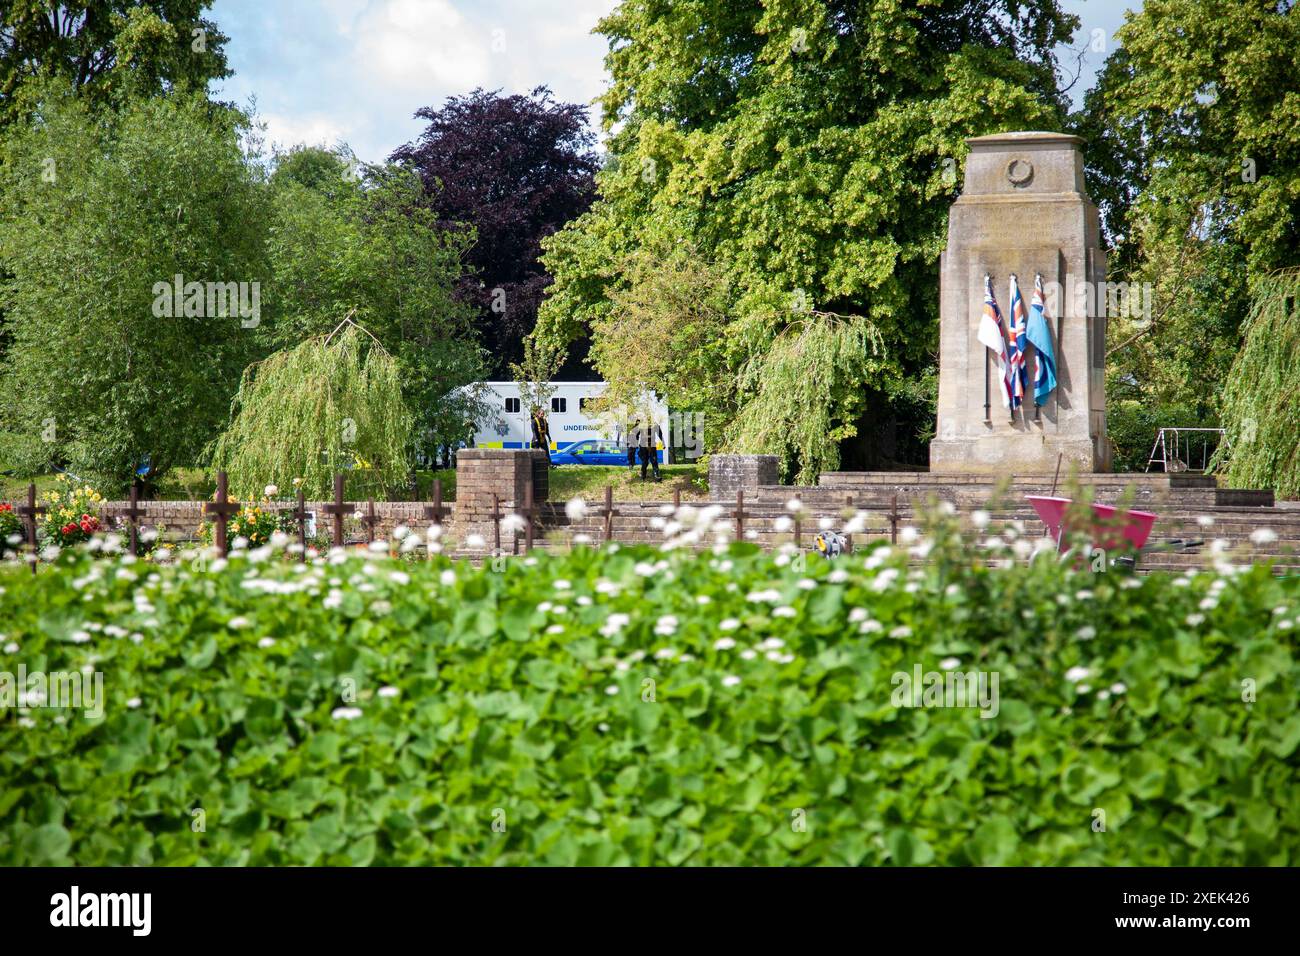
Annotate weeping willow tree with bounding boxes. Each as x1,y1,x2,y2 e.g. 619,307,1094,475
730,312,884,484
1212,269,1300,498
207,320,413,500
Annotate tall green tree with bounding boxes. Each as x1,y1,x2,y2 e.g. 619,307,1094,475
1079,0,1300,468
0,84,267,490
264,149,487,462
537,0,1078,479
0,2,230,128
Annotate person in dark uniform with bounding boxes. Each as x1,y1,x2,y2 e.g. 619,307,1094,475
638,418,663,481
530,408,552,465
626,418,640,472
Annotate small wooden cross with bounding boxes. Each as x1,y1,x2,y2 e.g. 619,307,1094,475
491,492,502,553
360,497,382,544
603,484,615,544
888,493,900,545
110,484,148,556
732,489,748,541
423,479,450,526
203,472,241,557
289,489,311,561
792,491,803,549
521,479,537,553
320,473,349,548
17,483,45,573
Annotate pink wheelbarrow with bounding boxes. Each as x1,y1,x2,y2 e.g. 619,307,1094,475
1026,495,1158,553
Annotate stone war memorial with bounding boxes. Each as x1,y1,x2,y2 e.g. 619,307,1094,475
930,131,1108,474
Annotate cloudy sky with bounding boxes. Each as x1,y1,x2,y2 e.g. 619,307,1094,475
210,0,1141,165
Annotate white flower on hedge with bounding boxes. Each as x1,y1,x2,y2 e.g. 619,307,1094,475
899,526,919,545
1280,620,1294,630
389,571,410,586
773,516,793,533
797,578,817,590
465,534,486,549
713,637,737,650
1076,626,1096,641
440,570,456,587
849,608,868,623
889,625,912,639
758,638,785,650
843,513,867,535
546,624,565,635
1109,682,1127,695
600,613,631,637
68,630,91,644
3,642,18,654
332,706,362,720
1250,528,1278,545
126,697,142,709
258,637,276,649
500,514,526,534
870,568,899,592
719,618,740,631
1198,597,1217,611
740,649,757,660
747,589,781,603
604,685,619,696
553,579,572,591
378,686,399,698
426,524,444,542
654,615,678,635
654,647,677,660
860,619,883,634
1196,514,1215,527
323,589,343,609
939,657,960,670
1185,613,1205,627
722,675,742,687
786,498,804,513
228,616,250,630
634,561,656,577
772,606,797,618
1064,666,1091,683
1076,684,1092,694
970,509,991,530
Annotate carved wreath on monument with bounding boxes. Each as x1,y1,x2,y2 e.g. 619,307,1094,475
1006,158,1034,186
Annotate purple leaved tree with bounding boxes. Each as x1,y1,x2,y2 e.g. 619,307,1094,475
390,87,599,376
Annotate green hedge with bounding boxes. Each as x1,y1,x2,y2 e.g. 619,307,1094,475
1,530,1298,865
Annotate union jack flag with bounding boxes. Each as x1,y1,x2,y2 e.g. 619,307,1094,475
1007,274,1029,410
976,275,1012,408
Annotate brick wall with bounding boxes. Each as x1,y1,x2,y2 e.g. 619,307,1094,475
709,454,780,502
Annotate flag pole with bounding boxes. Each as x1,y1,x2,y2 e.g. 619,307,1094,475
984,343,990,423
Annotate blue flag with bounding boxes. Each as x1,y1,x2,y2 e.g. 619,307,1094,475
1026,274,1057,406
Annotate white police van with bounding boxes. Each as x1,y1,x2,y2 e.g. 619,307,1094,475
469,381,668,461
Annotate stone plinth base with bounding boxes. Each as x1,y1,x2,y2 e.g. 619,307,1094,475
709,455,779,501
930,432,1101,474
454,449,548,549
